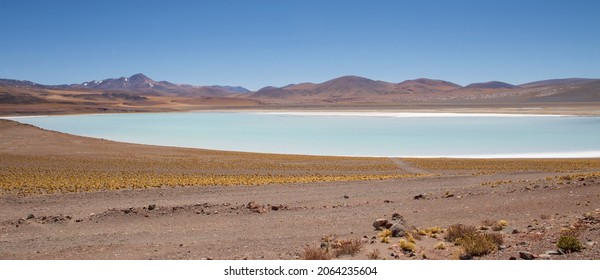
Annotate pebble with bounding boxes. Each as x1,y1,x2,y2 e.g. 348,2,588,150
343,195,349,199
148,204,156,211
545,250,563,255
519,251,535,260
459,254,473,260
26,214,35,220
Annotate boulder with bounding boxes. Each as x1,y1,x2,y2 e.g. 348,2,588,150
519,251,535,260
390,223,406,237
373,218,388,230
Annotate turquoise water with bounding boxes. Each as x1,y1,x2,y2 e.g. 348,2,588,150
10,112,600,158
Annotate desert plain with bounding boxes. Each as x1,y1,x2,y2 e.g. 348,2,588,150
1,117,600,260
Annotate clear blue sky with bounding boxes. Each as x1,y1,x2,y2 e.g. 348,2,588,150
1,0,599,90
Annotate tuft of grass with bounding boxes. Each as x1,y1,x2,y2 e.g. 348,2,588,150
399,238,416,252
331,239,363,257
418,226,444,237
486,232,504,246
406,232,417,244
367,249,380,260
378,229,392,243
445,223,503,257
556,233,582,253
455,233,501,257
445,224,478,243
434,242,447,250
301,246,332,260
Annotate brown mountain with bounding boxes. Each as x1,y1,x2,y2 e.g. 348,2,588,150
519,78,596,88
2,75,599,115
250,76,463,102
465,81,519,89
396,78,462,93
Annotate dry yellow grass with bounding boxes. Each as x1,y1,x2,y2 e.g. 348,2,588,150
0,120,427,195
404,158,600,174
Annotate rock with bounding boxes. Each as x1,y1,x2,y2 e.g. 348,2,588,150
407,252,416,258
148,204,156,211
373,219,388,230
545,250,563,256
343,195,349,199
459,254,473,260
511,229,520,234
75,219,83,222
271,205,279,211
247,201,260,209
383,200,392,203
509,256,517,260
384,222,393,229
391,213,403,221
26,214,35,220
390,223,406,237
538,254,551,259
413,194,425,200
519,251,535,260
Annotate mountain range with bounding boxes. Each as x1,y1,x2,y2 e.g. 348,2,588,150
1,73,599,114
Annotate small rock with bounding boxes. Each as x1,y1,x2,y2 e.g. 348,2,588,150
384,222,393,229
383,200,392,203
75,219,83,223
407,252,416,258
509,256,517,260
271,205,279,211
511,229,520,234
519,251,535,260
413,194,425,200
586,241,596,247
459,254,473,260
148,204,156,211
545,250,563,256
343,195,349,199
373,218,388,230
538,254,551,259
26,214,35,220
391,213,403,221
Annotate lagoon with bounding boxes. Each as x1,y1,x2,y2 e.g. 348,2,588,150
10,112,600,158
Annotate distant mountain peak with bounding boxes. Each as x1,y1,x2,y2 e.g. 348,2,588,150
129,73,152,81
465,81,518,89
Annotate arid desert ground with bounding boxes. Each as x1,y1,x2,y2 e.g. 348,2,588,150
1,119,599,260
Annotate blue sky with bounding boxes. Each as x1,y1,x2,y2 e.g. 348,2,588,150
1,0,599,90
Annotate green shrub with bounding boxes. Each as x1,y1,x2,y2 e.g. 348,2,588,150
557,234,582,253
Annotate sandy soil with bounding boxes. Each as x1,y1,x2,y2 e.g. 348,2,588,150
1,120,599,260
